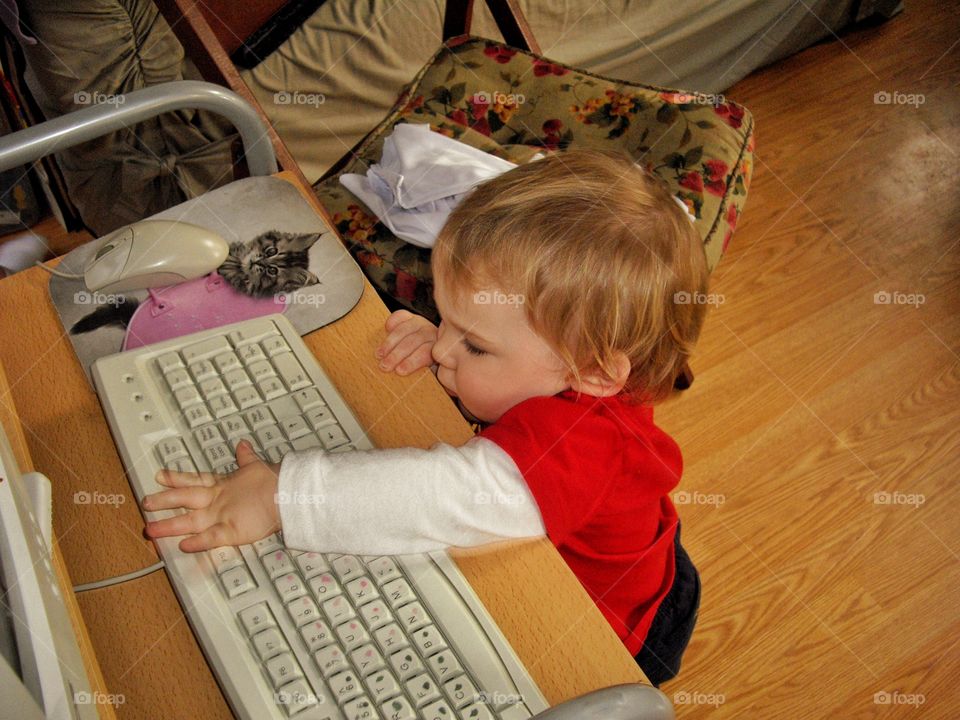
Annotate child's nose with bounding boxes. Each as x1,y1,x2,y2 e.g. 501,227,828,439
432,324,456,368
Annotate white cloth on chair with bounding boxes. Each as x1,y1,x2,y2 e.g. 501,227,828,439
339,123,519,249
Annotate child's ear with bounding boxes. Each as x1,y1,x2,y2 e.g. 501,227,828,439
570,352,631,397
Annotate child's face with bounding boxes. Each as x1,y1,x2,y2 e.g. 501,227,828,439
431,274,570,423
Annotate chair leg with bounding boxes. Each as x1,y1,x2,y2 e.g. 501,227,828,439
674,362,694,391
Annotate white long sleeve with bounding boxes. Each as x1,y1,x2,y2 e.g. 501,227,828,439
277,436,545,554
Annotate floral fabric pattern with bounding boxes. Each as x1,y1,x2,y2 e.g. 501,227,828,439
314,36,755,322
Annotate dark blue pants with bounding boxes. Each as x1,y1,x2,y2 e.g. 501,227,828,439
634,523,700,686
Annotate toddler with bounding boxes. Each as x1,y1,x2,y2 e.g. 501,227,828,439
144,149,710,685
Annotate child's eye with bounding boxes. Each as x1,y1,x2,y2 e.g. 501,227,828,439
463,340,487,356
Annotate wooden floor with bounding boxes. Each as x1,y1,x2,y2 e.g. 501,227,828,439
655,1,960,717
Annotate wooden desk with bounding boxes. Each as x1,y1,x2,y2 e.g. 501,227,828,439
0,175,645,718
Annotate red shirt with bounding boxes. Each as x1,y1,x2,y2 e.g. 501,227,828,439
481,390,681,654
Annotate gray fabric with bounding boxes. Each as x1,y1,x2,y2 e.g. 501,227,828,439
241,0,887,182
16,0,237,235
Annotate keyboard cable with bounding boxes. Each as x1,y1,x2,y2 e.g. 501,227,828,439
73,560,166,593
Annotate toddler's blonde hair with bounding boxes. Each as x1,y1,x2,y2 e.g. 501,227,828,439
432,148,711,404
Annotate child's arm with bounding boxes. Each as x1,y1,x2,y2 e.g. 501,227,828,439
375,309,437,375
143,438,545,555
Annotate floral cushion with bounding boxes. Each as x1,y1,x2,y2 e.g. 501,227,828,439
313,35,755,323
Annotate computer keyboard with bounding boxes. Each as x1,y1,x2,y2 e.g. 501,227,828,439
92,314,548,720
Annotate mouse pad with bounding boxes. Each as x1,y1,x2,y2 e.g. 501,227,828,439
49,176,364,386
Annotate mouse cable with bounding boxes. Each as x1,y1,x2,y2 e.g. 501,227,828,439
34,260,84,279
73,560,166,593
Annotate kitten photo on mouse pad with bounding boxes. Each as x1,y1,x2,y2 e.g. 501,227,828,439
219,230,321,297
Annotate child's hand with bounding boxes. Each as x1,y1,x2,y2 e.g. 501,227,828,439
142,441,281,553
375,309,438,375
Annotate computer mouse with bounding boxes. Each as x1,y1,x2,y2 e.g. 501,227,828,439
84,220,229,294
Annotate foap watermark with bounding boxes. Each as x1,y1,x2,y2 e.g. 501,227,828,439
673,490,725,508
872,491,925,508
472,90,526,105
474,290,524,306
874,690,925,707
275,490,326,506
276,292,326,306
74,90,125,106
74,290,127,307
477,691,525,706
74,490,126,507
676,91,726,106
74,691,126,707
674,291,725,306
275,688,324,706
873,290,925,308
274,90,325,107
673,690,726,708
474,490,525,506
873,90,925,108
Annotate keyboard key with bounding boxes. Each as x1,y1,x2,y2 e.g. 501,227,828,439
412,625,448,658
321,595,355,625
367,557,400,586
238,342,267,365
221,414,249,439
233,385,262,410
314,645,348,678
155,437,188,464
266,442,292,463
238,602,276,635
203,443,233,469
332,555,364,583
280,415,311,441
199,377,228,400
351,644,385,676
209,546,243,574
256,423,285,448
359,601,393,631
214,351,241,373
262,550,295,579
157,351,183,371
223,368,252,392
346,576,379,605
374,623,409,654
460,703,496,720
253,533,283,556
259,376,287,400
318,425,350,450
181,335,231,363
427,651,463,683
184,404,214,428
342,694,378,720
389,648,425,682
275,678,318,716
220,566,256,598
275,573,307,602
227,319,279,346
262,336,290,357
273,353,310,390
366,669,401,703
293,388,324,412
245,406,276,431
335,619,370,651
265,652,303,689
251,627,287,662
308,573,341,600
166,457,197,473
228,435,259,454
397,601,429,633
300,620,333,653
174,386,203,409
195,423,226,449
423,698,455,719
189,359,218,383
248,360,276,383
383,579,415,609
287,595,320,627
406,673,441,708
305,405,336,430
164,368,192,391
296,552,329,578
291,434,324,451
209,394,239,419
443,675,480,709
380,696,417,720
